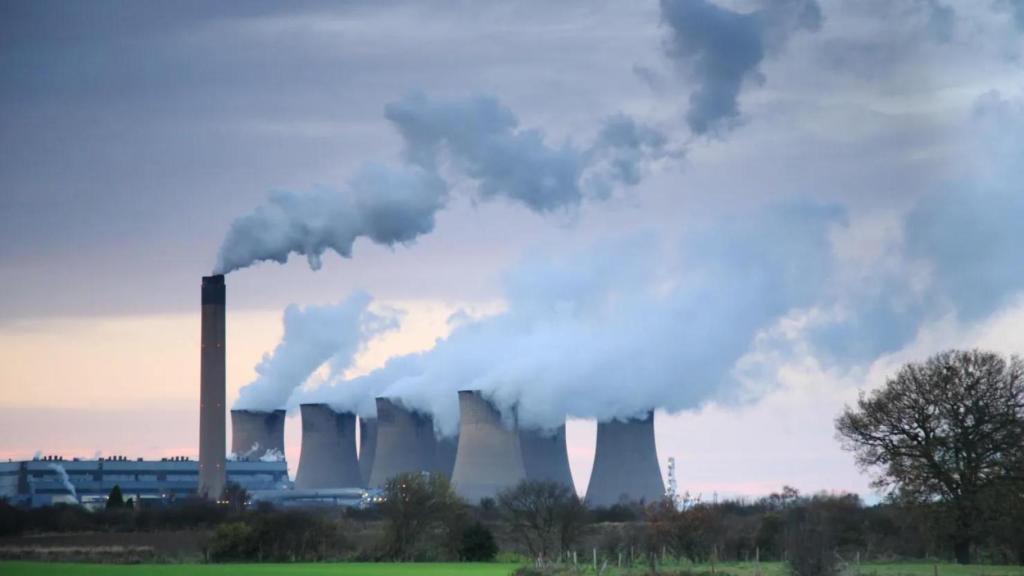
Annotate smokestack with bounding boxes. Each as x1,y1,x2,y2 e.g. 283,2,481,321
585,411,665,507
367,398,436,488
520,423,575,491
230,409,286,461
358,417,377,488
434,434,458,480
451,390,526,503
294,404,361,489
199,274,226,500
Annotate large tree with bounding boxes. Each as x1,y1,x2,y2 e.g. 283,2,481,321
836,349,1024,564
379,472,465,561
497,480,586,561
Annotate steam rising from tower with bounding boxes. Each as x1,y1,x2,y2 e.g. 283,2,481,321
199,275,226,500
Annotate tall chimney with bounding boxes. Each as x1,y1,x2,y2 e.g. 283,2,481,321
198,274,226,500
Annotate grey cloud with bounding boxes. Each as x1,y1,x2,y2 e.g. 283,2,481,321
659,0,822,134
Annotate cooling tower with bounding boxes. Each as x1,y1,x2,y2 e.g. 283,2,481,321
367,398,437,488
358,417,377,488
434,434,458,479
585,411,665,507
451,390,526,503
230,409,286,460
294,404,362,489
198,274,226,500
520,424,575,491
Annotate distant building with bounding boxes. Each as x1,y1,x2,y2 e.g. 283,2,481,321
0,455,289,508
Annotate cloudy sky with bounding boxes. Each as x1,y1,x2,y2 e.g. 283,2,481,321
2,0,1023,499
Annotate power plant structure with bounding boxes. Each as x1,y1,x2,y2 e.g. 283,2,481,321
294,404,362,489
520,424,575,489
230,409,286,460
584,411,665,507
358,417,377,488
434,435,458,479
198,274,226,500
450,390,526,503
367,397,438,488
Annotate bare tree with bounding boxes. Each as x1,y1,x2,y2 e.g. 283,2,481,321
836,349,1024,564
379,472,465,560
497,480,586,561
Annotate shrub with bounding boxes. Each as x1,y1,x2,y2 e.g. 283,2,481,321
460,521,498,561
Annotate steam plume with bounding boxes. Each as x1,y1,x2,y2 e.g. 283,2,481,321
215,94,667,274
660,0,822,134
233,291,398,411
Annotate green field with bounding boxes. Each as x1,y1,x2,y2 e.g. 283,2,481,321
0,562,519,576
3,561,1024,576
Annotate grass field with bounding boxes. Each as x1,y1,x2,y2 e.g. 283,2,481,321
2,561,1024,576
0,562,519,576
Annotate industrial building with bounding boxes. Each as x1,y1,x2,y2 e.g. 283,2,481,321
294,403,361,489
585,411,665,507
450,390,526,502
0,456,288,508
231,409,286,460
367,397,438,488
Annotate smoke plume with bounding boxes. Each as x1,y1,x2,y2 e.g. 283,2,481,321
232,291,398,411
215,93,667,274
660,0,822,134
48,463,77,500
299,205,842,435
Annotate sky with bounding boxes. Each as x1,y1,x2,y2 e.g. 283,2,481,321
2,0,1023,500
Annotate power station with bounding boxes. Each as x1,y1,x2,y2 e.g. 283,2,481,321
8,275,670,508
198,274,226,500
231,409,286,460
294,404,361,489
450,390,526,503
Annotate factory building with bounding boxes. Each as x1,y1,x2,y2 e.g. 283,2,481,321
0,456,288,508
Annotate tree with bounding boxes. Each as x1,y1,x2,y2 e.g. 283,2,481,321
497,480,586,561
460,521,498,561
222,482,249,512
106,485,125,510
379,472,465,560
836,349,1024,564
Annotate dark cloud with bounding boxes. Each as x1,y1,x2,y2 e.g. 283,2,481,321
659,0,822,135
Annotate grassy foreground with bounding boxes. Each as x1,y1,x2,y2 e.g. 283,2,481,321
0,562,519,576
2,561,1024,576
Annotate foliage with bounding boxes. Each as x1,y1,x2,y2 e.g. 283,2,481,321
460,521,498,561
379,472,466,561
106,485,125,509
836,349,1024,564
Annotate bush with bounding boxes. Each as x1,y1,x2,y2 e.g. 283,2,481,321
207,521,257,562
460,521,498,561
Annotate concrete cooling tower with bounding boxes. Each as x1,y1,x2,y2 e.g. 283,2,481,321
367,398,437,488
585,411,665,507
198,274,226,500
450,390,526,503
294,404,362,489
434,435,458,479
358,417,377,488
520,424,575,491
230,409,286,460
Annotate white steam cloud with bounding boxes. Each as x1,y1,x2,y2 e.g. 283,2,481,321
214,93,668,274
232,291,398,411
